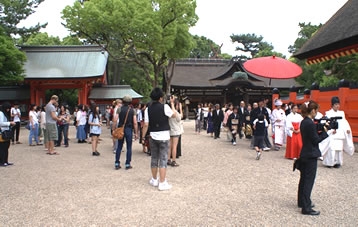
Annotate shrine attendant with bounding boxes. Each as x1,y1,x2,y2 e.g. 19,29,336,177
285,104,303,159
320,97,354,168
271,99,286,150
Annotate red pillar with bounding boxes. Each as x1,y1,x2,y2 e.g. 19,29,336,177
30,83,36,105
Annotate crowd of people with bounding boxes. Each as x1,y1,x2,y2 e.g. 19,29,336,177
194,97,354,165
0,89,185,191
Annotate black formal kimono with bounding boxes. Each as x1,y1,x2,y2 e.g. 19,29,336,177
212,109,224,139
227,113,240,143
238,106,248,138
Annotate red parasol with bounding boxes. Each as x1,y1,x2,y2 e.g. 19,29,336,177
243,55,302,79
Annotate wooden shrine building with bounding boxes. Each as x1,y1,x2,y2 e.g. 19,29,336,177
170,58,302,107
21,45,109,106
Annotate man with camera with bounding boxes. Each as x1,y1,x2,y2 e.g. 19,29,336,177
142,88,176,191
319,97,354,168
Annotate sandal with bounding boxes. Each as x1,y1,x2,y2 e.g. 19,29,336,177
47,152,59,155
167,160,172,166
171,161,179,167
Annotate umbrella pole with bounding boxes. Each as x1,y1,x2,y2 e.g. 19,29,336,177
269,78,272,86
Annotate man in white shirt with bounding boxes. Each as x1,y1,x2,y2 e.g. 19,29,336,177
142,88,176,191
10,102,21,144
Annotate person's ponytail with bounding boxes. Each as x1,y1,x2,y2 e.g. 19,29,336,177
301,100,319,118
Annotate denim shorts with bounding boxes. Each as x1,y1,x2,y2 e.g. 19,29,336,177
150,138,169,168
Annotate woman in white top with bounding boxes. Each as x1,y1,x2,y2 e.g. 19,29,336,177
88,104,102,156
76,104,87,143
0,102,16,166
168,99,183,167
28,104,40,146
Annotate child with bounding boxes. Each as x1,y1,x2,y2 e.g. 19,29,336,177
253,114,268,160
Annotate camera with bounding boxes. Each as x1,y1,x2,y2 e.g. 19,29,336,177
315,116,342,131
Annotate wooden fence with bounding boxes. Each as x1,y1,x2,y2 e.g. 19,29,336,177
272,80,358,143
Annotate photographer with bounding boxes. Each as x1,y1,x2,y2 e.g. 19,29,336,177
319,97,354,168
297,101,328,216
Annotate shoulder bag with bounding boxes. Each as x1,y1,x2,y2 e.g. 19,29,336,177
113,107,130,140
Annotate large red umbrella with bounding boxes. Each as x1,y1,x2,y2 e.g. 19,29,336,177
243,55,302,79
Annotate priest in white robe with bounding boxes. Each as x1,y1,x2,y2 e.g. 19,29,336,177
271,99,286,150
319,97,355,168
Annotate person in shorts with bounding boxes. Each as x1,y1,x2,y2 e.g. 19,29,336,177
88,104,102,156
253,114,268,160
45,95,62,155
141,88,176,191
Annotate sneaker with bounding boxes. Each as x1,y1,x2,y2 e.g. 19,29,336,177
158,180,172,191
256,152,261,160
113,149,116,154
92,151,100,156
125,164,133,170
115,163,121,170
233,141,236,146
149,177,159,187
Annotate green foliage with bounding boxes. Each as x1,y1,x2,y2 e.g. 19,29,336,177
0,27,26,85
255,48,286,59
0,0,47,39
62,0,198,88
25,32,61,45
45,89,78,109
21,32,83,45
231,33,275,60
290,22,358,88
190,35,219,58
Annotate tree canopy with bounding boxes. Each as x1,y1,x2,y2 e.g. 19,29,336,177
62,0,198,90
0,27,26,85
0,0,47,39
21,32,82,45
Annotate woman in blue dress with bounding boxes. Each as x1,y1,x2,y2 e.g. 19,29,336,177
207,106,214,137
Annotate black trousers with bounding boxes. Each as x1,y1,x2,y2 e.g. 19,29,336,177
203,117,208,130
264,128,272,148
12,122,20,142
0,140,10,164
298,158,317,212
214,123,221,138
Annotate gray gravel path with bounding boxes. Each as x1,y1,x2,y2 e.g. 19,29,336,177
0,122,357,226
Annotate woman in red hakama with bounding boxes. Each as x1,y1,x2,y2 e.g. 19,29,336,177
285,105,303,159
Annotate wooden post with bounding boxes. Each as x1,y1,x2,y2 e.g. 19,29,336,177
338,79,350,113
30,82,36,105
310,82,320,102
289,86,297,103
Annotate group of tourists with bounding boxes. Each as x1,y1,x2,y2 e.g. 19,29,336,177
0,88,184,191
194,96,354,166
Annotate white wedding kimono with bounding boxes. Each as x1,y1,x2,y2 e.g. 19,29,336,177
271,108,286,146
319,109,355,167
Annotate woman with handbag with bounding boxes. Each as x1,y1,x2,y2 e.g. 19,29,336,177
56,105,70,147
28,104,41,146
0,102,16,167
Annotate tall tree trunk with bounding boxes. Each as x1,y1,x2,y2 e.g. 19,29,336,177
165,59,176,95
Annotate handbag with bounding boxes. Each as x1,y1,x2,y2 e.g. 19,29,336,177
0,128,13,141
25,123,31,130
113,107,130,140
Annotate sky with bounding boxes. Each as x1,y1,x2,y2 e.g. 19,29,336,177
19,0,349,58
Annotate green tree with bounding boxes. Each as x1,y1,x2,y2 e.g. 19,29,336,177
189,35,220,58
25,32,61,45
255,48,285,59
62,0,198,92
0,27,26,85
0,0,47,39
22,32,82,45
231,33,274,60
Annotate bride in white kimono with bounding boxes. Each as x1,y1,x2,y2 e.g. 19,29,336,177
271,99,286,150
319,97,355,168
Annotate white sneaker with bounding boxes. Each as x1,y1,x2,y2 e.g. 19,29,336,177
233,142,236,146
158,180,172,191
149,177,159,187
113,149,116,154
263,147,270,151
256,152,261,160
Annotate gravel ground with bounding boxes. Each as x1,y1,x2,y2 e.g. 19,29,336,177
0,121,357,226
